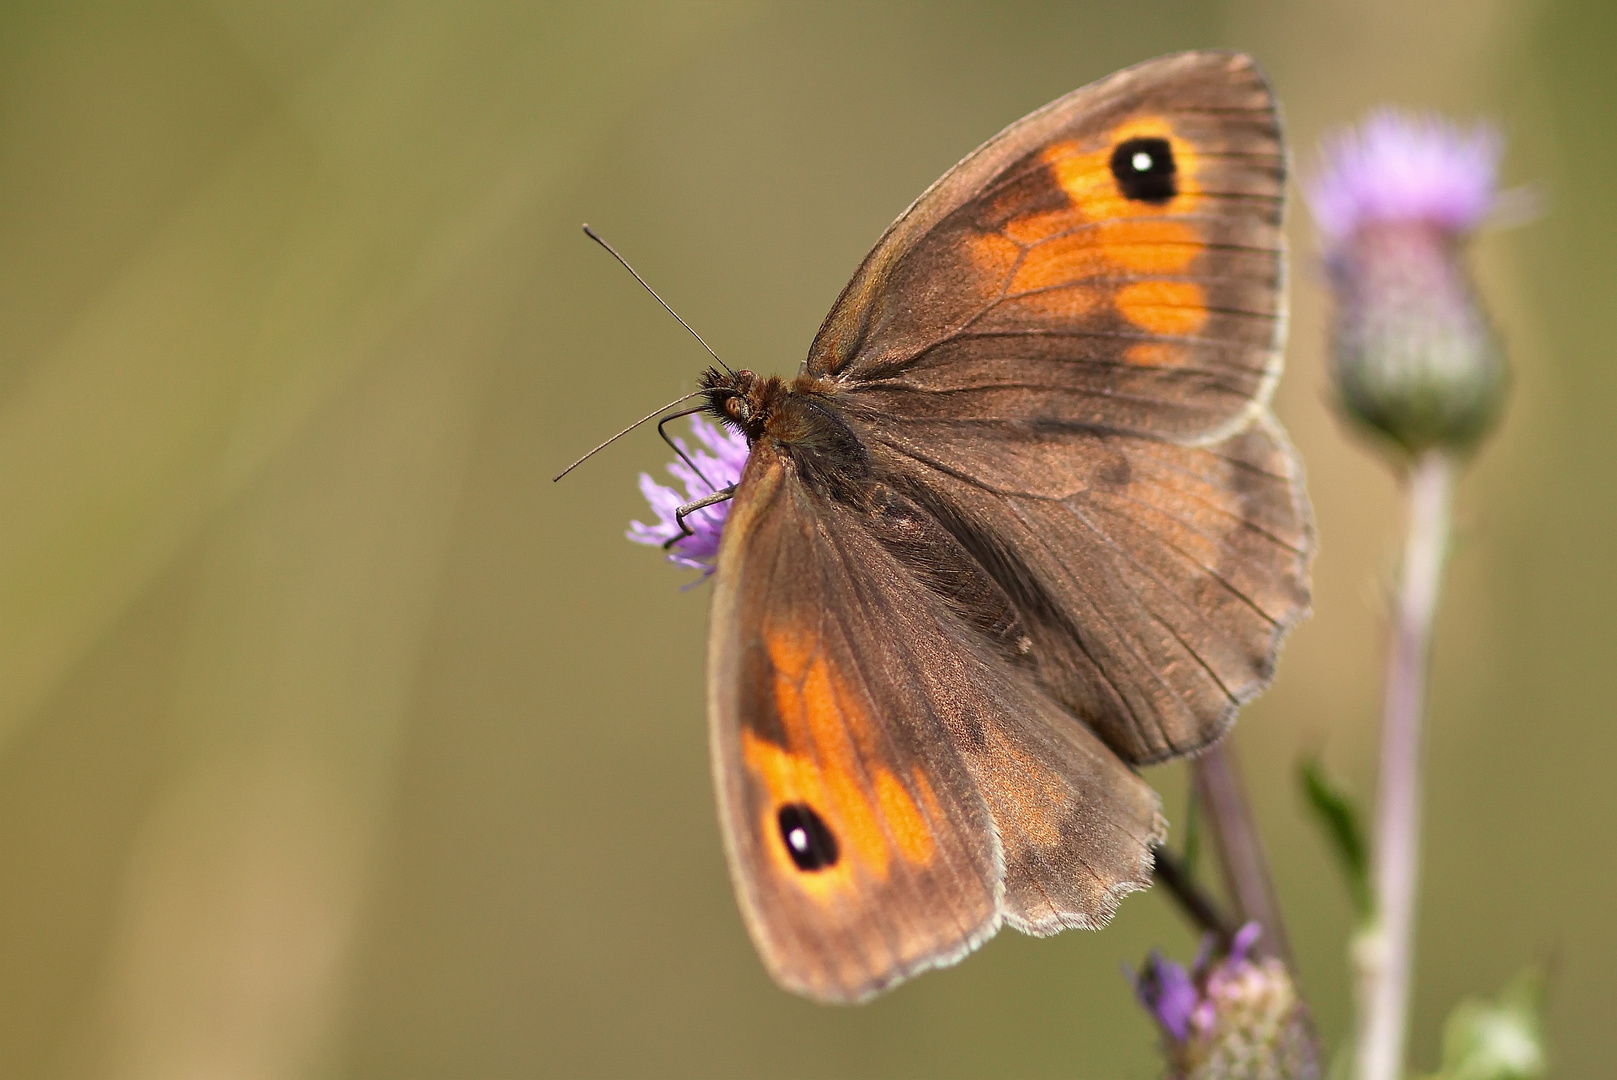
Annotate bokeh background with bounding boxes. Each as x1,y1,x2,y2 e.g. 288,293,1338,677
2,1,1612,1076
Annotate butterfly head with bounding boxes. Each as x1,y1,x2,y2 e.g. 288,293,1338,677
699,366,788,443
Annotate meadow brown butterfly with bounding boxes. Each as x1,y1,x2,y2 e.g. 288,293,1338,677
647,50,1310,1003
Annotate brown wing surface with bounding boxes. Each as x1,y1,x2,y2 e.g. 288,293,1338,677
706,443,1164,1003
843,408,1312,762
809,51,1286,446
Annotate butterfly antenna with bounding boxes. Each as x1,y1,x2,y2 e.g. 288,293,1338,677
582,224,735,377
553,389,706,482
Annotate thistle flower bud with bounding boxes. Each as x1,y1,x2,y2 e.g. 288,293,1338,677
1307,112,1508,455
1133,924,1319,1080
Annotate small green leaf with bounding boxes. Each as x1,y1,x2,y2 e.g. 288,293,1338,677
1298,758,1372,919
1423,968,1547,1080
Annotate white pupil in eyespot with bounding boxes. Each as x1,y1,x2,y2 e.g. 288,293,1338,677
787,827,809,852
1132,151,1153,172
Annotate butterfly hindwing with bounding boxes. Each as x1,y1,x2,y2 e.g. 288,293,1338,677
850,411,1311,762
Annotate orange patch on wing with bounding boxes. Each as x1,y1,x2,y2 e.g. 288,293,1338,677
1092,219,1203,273
969,231,1021,277
1115,280,1208,336
741,729,858,900
1003,207,1086,246
749,623,940,901
992,116,1209,308
1123,342,1187,367
1009,220,1204,294
765,619,816,681
1040,117,1203,221
875,769,934,864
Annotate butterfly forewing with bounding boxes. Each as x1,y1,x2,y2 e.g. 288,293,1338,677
707,446,998,1002
708,442,1164,1002
808,51,1286,447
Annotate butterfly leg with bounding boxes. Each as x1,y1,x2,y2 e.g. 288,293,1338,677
663,485,738,549
657,407,716,491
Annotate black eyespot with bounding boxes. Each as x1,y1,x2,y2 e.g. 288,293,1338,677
1110,137,1177,204
777,803,838,871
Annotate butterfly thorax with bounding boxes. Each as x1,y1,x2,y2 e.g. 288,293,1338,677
698,367,847,446
700,366,872,501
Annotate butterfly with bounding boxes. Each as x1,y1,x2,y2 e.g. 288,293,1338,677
661,50,1311,1003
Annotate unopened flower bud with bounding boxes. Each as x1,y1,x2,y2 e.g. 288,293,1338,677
1308,112,1509,455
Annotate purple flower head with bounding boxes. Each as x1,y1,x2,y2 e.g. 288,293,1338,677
1134,951,1199,1042
1307,110,1501,245
628,415,750,578
1131,924,1318,1079
1227,920,1263,966
1192,922,1265,1037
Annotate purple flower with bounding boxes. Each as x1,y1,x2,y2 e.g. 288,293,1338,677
1305,110,1510,455
628,415,750,577
1131,924,1319,1080
1136,950,1201,1042
1306,110,1501,244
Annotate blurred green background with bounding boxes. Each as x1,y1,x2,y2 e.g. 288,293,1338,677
2,1,1612,1076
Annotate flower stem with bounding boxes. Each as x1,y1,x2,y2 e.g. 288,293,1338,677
1355,449,1455,1080
1152,846,1237,944
1192,742,1295,971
